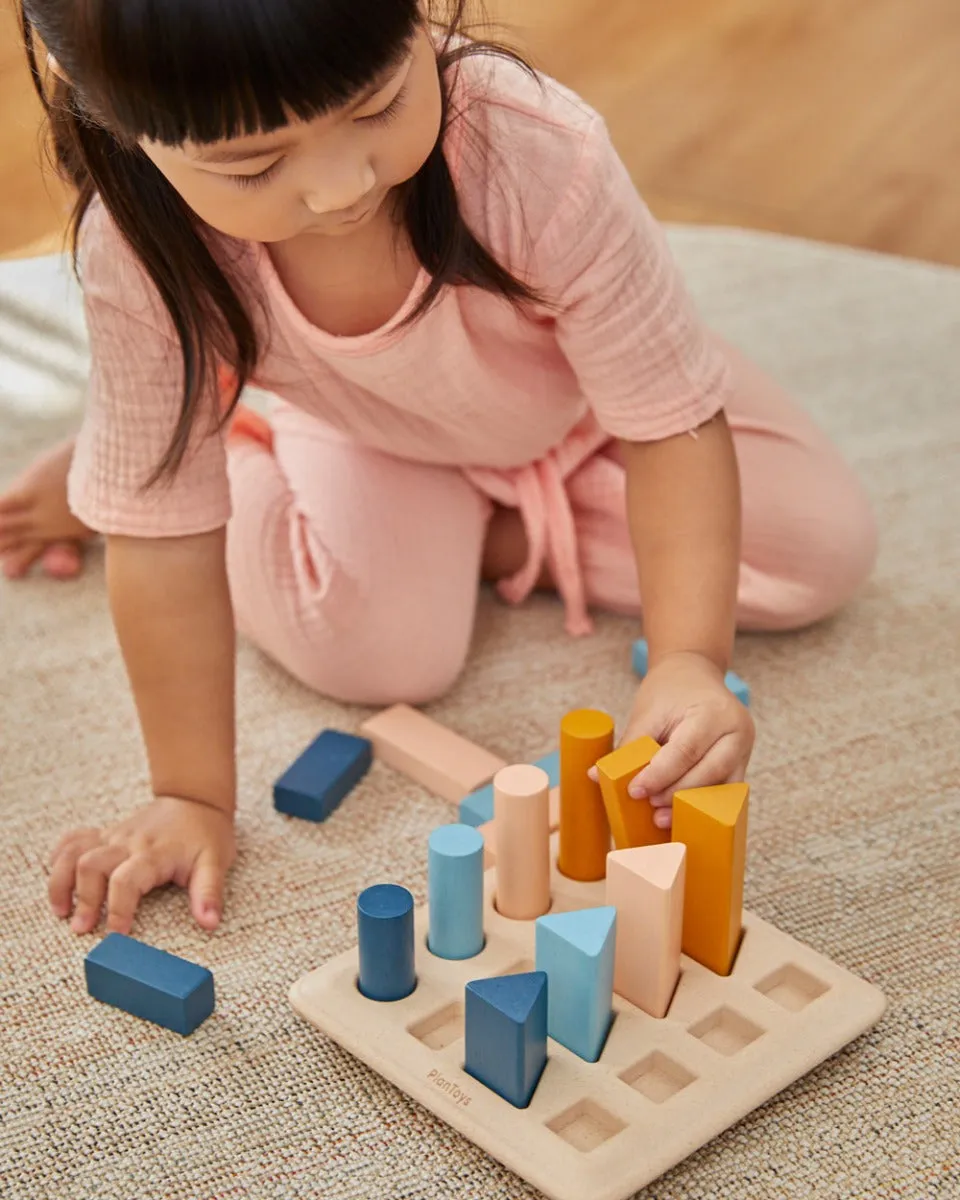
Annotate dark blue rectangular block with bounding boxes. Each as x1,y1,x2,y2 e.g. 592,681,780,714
84,933,215,1035
274,729,372,822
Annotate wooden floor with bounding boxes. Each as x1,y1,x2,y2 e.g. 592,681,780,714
3,0,960,264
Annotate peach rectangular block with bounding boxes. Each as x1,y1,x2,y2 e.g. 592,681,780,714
672,783,749,976
360,704,506,804
596,737,667,850
606,844,686,1018
558,709,615,882
479,786,559,869
493,764,551,920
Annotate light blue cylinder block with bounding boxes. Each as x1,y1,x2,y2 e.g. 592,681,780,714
428,824,485,960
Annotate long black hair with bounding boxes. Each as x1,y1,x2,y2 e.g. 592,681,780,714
19,0,540,481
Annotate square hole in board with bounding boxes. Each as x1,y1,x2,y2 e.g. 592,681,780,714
754,963,830,1012
619,1051,697,1103
407,1001,464,1050
545,1099,627,1153
688,1006,764,1056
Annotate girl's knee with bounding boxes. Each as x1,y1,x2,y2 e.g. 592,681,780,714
293,635,471,707
761,474,878,630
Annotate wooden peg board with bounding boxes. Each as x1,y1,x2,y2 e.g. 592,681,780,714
290,839,886,1200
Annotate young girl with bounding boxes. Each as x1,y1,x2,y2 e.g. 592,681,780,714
3,0,875,938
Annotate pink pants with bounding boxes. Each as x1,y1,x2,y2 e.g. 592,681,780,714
225,340,876,705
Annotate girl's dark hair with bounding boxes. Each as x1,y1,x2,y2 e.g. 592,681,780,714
19,0,540,481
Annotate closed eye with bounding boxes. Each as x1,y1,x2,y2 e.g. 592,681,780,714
228,159,284,190
358,85,408,128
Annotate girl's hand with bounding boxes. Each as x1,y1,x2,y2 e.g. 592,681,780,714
47,795,237,936
618,651,755,830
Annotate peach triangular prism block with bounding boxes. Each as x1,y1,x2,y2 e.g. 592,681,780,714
605,843,686,1019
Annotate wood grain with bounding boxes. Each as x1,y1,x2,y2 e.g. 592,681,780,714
2,0,959,263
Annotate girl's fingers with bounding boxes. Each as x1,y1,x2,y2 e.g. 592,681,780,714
653,806,673,830
646,737,745,808
48,829,103,917
105,854,170,935
71,844,130,933
0,489,30,514
188,850,227,931
2,542,43,579
629,717,712,800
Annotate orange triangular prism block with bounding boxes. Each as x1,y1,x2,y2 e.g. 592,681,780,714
672,783,749,976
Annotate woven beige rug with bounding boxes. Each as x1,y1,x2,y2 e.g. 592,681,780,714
1,230,958,1200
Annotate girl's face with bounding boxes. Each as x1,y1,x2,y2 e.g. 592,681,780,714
140,27,442,243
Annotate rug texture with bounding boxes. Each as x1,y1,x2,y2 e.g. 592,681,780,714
1,230,958,1200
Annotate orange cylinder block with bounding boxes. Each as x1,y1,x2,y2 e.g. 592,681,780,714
557,709,615,882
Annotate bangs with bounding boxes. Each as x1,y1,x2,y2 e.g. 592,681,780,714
64,0,421,145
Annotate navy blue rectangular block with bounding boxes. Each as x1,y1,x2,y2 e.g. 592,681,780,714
274,729,372,822
84,933,215,1035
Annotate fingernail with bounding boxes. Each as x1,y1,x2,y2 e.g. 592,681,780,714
628,781,648,799
653,809,671,830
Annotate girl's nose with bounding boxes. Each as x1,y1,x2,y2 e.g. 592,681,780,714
305,163,377,216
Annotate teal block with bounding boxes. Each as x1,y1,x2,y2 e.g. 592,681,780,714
632,639,750,707
459,782,494,827
428,824,485,960
533,750,560,788
723,670,751,706
459,751,558,827
535,906,616,1062
465,972,548,1108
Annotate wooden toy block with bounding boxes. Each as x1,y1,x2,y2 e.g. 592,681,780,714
460,751,560,827
360,704,506,804
493,764,551,920
291,832,887,1200
558,710,615,882
429,825,485,961
84,933,214,1035
672,784,749,976
476,785,560,870
596,737,667,850
465,971,549,1108
606,844,686,1018
477,819,497,869
273,729,372,822
535,907,617,1062
632,639,750,706
357,884,417,1001
459,781,495,827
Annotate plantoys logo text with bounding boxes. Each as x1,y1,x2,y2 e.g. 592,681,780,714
426,1068,472,1107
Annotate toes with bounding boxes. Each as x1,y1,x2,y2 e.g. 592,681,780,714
42,542,83,580
1,542,42,579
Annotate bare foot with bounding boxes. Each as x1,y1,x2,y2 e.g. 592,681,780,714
0,439,95,580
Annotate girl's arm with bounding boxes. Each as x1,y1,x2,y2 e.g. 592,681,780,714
107,528,237,814
618,412,754,809
48,528,238,934
624,412,739,674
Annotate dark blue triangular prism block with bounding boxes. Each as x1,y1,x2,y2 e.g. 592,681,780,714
464,971,547,1108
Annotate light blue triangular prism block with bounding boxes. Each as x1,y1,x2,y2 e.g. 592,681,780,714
535,906,616,1063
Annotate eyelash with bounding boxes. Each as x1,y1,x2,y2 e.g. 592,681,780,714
227,85,407,189
229,160,282,190
359,85,408,127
